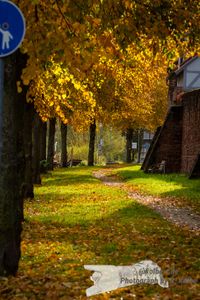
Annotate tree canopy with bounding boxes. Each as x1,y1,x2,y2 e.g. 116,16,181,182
15,0,200,130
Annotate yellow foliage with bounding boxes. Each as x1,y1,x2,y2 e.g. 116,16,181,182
12,0,200,131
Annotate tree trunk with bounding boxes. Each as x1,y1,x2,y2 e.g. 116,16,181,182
47,118,56,170
88,120,96,166
126,128,133,163
40,121,47,161
60,122,68,167
23,102,34,198
137,129,143,163
0,52,25,276
32,112,42,184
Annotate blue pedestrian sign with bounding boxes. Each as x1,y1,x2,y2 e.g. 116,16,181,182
0,0,26,57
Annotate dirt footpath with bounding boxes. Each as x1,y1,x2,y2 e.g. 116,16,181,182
93,169,200,233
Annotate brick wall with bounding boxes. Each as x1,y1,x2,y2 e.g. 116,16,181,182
181,90,200,173
144,106,183,173
153,106,183,173
143,89,200,175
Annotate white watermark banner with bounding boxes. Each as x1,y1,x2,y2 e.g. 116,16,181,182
84,260,168,297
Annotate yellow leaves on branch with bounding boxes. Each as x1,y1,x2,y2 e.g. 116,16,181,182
27,59,96,126
91,35,168,130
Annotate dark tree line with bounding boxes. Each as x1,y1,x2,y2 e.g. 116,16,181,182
0,51,69,276
0,51,26,276
0,51,134,276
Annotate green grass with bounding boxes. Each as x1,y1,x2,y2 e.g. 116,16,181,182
115,165,200,212
1,166,199,300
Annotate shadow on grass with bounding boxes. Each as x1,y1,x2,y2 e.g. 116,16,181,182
41,168,99,187
24,197,197,266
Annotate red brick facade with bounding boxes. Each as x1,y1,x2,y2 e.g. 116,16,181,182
143,89,200,175
181,89,200,173
143,57,200,175
142,106,183,173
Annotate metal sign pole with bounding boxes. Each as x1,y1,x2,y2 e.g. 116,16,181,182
0,58,4,164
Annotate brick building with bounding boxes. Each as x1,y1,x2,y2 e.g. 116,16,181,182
142,56,200,178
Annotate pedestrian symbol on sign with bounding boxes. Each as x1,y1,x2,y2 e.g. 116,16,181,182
0,25,13,50
0,0,26,57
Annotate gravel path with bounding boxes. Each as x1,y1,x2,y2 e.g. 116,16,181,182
93,169,200,232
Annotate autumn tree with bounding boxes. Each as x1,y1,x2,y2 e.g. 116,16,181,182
0,52,25,276
60,122,68,167
17,0,200,167
47,118,56,171
40,121,47,161
23,101,34,199
32,111,42,184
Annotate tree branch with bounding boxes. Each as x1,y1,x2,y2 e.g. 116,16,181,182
55,0,74,34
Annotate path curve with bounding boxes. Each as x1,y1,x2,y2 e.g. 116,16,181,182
93,169,200,232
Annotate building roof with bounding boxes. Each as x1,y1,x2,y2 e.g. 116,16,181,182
175,55,199,76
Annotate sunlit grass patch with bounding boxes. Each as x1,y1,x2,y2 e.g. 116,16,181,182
115,165,200,212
